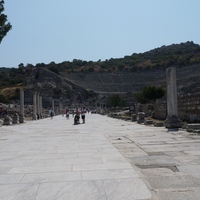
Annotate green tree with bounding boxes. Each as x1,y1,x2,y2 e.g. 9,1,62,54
49,65,59,74
106,94,126,107
134,86,165,104
88,67,94,72
142,85,165,101
0,0,12,43
134,92,149,104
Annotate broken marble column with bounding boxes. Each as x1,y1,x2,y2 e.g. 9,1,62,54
165,67,182,129
33,93,37,120
19,89,25,123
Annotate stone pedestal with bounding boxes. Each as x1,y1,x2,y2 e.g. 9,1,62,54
0,119,3,127
13,113,19,124
137,112,145,124
131,114,137,122
165,115,182,129
3,116,13,125
19,115,25,124
165,67,182,129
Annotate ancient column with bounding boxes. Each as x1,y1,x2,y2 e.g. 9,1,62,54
33,93,37,120
36,93,40,119
52,98,55,113
19,89,25,123
40,96,43,118
165,67,182,129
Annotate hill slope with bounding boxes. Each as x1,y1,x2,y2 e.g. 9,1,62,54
0,42,200,103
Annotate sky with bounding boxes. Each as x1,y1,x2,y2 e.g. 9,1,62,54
0,0,200,68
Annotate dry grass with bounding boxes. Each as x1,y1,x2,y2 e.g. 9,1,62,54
0,86,22,98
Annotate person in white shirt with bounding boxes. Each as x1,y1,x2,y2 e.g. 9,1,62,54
81,107,86,124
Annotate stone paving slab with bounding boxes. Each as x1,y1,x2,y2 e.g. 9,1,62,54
156,189,200,200
1,114,200,199
177,165,200,176
0,114,152,200
128,155,183,168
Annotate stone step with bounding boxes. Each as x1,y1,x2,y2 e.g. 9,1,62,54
154,122,164,127
187,124,200,129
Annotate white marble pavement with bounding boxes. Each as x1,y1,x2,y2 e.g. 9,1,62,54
0,114,152,200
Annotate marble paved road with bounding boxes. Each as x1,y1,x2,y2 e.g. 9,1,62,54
0,114,152,200
2,114,200,200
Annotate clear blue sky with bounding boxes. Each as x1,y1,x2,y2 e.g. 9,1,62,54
1,0,200,68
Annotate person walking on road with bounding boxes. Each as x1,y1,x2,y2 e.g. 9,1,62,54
50,110,54,119
81,107,86,124
66,108,69,119
74,108,80,125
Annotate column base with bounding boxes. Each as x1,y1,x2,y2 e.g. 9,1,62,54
19,115,25,123
165,115,182,129
32,114,37,120
0,119,3,127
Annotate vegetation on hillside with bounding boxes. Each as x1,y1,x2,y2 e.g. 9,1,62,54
0,87,21,103
106,94,126,108
2,41,200,75
134,86,166,104
0,66,24,88
0,41,200,101
31,41,200,73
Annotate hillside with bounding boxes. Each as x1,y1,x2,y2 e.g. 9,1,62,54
32,41,200,73
0,41,200,103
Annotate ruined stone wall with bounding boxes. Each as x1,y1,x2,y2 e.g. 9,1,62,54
153,103,167,120
139,93,200,122
178,93,200,122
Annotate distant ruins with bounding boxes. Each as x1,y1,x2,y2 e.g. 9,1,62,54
1,64,200,124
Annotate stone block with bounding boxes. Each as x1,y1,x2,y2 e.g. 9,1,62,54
137,112,145,124
187,124,200,130
0,119,3,127
12,113,19,124
144,119,154,125
154,122,164,127
3,116,13,125
131,114,137,122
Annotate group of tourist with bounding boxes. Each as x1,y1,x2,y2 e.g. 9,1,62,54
64,107,87,125
50,107,93,125
73,107,86,125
